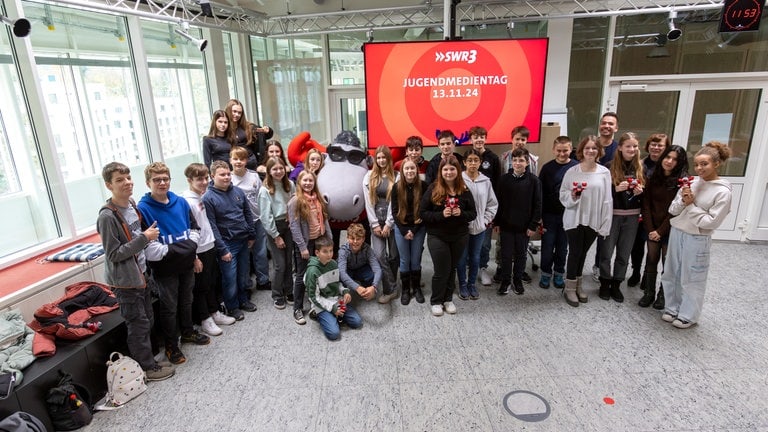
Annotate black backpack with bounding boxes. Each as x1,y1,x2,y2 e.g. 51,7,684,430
45,371,93,431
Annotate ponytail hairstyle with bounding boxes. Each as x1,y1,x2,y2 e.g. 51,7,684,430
696,141,731,166
395,159,422,225
610,132,644,186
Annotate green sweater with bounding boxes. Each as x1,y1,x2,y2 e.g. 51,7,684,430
305,256,349,314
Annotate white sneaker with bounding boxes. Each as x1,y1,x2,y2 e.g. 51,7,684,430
212,311,236,326
431,304,444,316
201,317,222,336
480,268,492,286
443,301,457,314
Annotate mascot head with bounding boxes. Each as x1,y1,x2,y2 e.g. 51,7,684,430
317,130,370,221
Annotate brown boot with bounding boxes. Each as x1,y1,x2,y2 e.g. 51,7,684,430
575,276,588,303
564,279,579,307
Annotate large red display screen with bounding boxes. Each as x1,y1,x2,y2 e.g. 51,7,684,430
363,38,548,147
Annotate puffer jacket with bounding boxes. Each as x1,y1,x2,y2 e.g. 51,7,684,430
0,309,35,385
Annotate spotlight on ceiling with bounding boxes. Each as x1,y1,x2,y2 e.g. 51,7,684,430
174,22,208,51
666,10,682,41
0,15,31,38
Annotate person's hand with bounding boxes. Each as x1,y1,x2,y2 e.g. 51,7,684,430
193,257,203,273
633,184,644,195
571,189,580,200
616,180,629,192
526,229,535,237
334,307,345,317
343,293,351,304
681,189,695,206
451,207,461,217
275,236,285,249
405,230,414,240
221,252,232,262
356,286,375,301
414,218,422,224
648,230,661,242
143,221,159,241
247,239,255,248
301,249,310,260
443,207,452,218
381,225,391,237
373,226,384,237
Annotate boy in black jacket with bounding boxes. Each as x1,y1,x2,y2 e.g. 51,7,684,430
494,148,542,296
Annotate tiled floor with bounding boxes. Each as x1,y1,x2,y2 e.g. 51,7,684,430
84,241,768,431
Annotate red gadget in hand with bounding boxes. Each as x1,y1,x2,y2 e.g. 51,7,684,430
445,197,459,209
678,176,694,188
573,181,587,196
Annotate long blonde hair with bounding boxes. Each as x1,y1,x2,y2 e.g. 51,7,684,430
368,146,395,204
610,132,645,185
293,170,328,222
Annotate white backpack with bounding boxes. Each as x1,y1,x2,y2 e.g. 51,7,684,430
95,352,147,410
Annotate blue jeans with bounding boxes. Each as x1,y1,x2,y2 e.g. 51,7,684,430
346,265,374,287
540,212,568,277
393,226,426,272
478,225,493,269
457,231,485,289
317,305,363,340
250,221,269,286
219,238,250,311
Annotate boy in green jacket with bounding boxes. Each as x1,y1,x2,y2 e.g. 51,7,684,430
305,236,362,340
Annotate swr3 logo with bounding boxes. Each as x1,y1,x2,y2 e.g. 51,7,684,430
434,50,477,64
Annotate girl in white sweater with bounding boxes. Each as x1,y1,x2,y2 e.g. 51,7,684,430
559,136,613,307
661,142,732,329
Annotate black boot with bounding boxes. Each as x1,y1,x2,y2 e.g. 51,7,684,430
412,270,425,304
627,269,641,287
638,273,656,308
653,284,665,310
598,277,611,301
400,271,412,306
610,279,624,303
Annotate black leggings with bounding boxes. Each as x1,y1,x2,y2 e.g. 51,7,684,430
566,226,598,279
643,238,668,276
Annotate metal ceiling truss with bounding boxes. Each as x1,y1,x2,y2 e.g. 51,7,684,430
46,0,725,37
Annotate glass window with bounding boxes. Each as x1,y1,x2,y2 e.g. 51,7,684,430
612,12,768,76
142,20,209,178
24,1,148,230
567,17,610,139
0,7,58,257
251,35,326,144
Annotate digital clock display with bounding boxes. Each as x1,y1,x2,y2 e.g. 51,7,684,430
719,0,765,32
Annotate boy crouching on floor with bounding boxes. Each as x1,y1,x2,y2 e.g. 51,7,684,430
306,236,362,340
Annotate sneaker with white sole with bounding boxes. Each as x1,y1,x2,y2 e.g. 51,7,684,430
443,301,457,314
431,304,444,316
293,309,307,325
672,318,695,329
212,310,236,326
200,317,222,336
479,268,492,286
591,265,600,283
145,364,175,382
661,312,677,323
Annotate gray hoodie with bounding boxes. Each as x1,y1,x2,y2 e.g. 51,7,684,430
669,178,732,236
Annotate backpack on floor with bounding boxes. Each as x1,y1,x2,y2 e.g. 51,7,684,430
95,352,147,410
45,371,93,431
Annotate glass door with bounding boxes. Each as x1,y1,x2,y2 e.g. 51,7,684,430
329,89,367,149
610,79,768,240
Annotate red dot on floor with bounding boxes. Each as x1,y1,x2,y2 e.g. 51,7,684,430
603,397,615,405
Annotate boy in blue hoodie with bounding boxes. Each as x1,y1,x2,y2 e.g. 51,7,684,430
203,161,258,323
138,162,208,365
306,236,362,341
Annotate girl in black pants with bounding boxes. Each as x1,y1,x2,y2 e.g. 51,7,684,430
420,156,476,317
